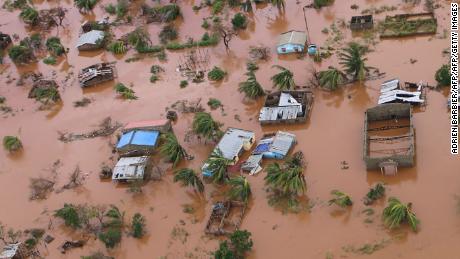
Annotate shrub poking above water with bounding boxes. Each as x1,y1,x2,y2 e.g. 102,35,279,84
231,13,248,29
328,190,353,207
208,66,226,81
114,83,137,100
3,136,22,152
435,64,450,87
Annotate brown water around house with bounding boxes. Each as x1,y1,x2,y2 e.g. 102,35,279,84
0,0,458,258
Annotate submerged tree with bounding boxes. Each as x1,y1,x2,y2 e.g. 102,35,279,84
227,176,251,203
265,162,306,196
130,213,146,238
99,205,124,248
268,0,286,11
214,229,253,259
19,6,39,25
192,112,222,142
3,136,22,152
339,42,370,81
75,0,98,12
435,64,450,87
364,182,385,205
114,83,137,100
238,72,265,99
328,190,353,207
317,66,345,90
54,204,81,229
271,65,295,90
46,37,65,56
205,148,232,184
382,197,419,231
8,43,36,64
107,41,127,54
214,241,235,259
173,168,204,193
159,132,188,167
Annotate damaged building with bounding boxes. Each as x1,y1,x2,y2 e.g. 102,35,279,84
78,62,117,87
350,15,374,31
205,201,246,236
202,128,255,177
378,78,425,105
259,90,313,125
363,103,415,175
112,156,150,181
76,30,105,51
242,131,296,175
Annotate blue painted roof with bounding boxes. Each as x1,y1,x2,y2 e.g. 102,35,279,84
116,130,159,148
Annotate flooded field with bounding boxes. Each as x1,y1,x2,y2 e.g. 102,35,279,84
0,0,458,258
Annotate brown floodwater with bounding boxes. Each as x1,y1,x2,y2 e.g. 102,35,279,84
0,0,458,258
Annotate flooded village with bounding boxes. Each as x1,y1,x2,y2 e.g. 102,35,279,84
0,0,458,258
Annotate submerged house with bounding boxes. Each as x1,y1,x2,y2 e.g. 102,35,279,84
205,200,246,236
242,131,296,175
259,90,313,125
78,62,117,87
116,129,160,155
76,30,105,51
0,243,28,259
81,19,109,33
202,128,255,177
112,156,149,181
363,103,415,175
277,30,307,54
378,79,425,105
350,15,374,30
122,119,171,134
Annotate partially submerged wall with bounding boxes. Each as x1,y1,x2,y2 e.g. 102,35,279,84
363,103,415,170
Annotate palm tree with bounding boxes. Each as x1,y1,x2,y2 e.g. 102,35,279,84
269,0,285,11
271,65,295,90
317,66,345,90
159,132,188,167
228,176,251,203
339,42,370,81
75,0,98,12
265,162,306,196
205,149,232,184
238,72,265,99
383,197,419,231
19,6,39,25
328,190,353,207
192,112,221,141
173,168,204,193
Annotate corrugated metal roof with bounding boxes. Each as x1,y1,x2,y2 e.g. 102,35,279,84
278,30,307,46
378,90,424,104
380,78,400,93
259,92,304,122
269,131,296,156
259,106,303,122
112,156,148,180
124,119,170,132
116,130,160,148
76,30,105,48
215,128,255,160
0,243,20,259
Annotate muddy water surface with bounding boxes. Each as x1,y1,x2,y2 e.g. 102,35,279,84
0,0,458,258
